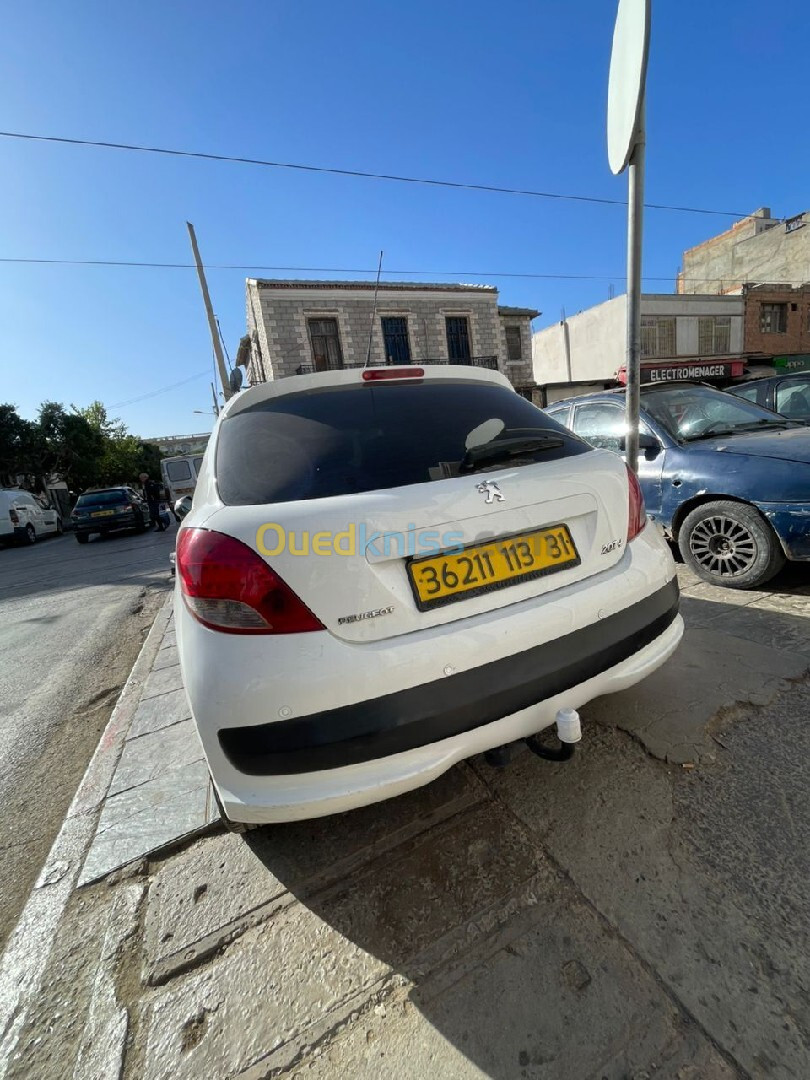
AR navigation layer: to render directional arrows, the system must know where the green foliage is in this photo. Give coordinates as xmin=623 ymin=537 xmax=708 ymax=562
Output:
xmin=0 ymin=400 xmax=162 ymax=492
xmin=0 ymin=405 xmax=40 ymax=486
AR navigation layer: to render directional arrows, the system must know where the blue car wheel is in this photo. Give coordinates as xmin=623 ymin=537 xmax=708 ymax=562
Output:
xmin=679 ymin=500 xmax=784 ymax=590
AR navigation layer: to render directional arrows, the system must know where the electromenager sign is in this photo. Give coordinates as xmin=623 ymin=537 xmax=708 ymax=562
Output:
xmin=618 ymin=359 xmax=745 ymax=384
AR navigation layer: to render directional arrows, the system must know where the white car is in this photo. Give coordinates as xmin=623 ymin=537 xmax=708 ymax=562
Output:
xmin=176 ymin=366 xmax=683 ymax=826
xmin=0 ymin=489 xmax=63 ymax=545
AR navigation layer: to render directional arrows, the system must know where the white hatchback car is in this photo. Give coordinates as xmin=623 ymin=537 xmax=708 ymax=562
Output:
xmin=176 ymin=366 xmax=683 ymax=826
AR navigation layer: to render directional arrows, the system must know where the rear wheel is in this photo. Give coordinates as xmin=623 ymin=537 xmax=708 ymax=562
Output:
xmin=76 ymin=532 xmax=89 ymax=544
xmin=24 ymin=524 xmax=36 ymax=545
xmin=679 ymin=500 xmax=785 ymax=589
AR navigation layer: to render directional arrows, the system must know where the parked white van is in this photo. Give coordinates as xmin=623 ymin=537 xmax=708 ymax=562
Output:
xmin=161 ymin=455 xmax=205 ymax=518
xmin=0 ymin=489 xmax=63 ymax=545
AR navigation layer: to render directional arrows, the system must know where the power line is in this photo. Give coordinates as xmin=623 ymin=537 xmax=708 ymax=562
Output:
xmin=0 ymin=130 xmax=748 ymax=218
xmin=0 ymin=255 xmax=802 ymax=286
xmin=109 ymin=369 xmax=211 ymax=410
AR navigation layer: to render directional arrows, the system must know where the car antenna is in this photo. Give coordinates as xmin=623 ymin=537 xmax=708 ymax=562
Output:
xmin=364 ymin=250 xmax=384 ymax=368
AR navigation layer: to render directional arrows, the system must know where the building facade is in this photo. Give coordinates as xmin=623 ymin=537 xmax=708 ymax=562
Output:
xmin=242 ymin=280 xmax=538 ymax=395
xmin=532 ymin=293 xmax=745 ymax=402
xmin=742 ymin=283 xmax=810 ymax=362
xmin=678 ymin=207 xmax=810 ymax=296
xmin=145 ymin=433 xmax=211 ymax=456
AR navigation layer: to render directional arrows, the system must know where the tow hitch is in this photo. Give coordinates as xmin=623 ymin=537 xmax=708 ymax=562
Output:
xmin=484 ymin=708 xmax=582 ymax=768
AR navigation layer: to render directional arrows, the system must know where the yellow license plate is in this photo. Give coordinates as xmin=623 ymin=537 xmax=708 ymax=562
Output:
xmin=407 ymin=524 xmax=579 ymax=611
xmin=91 ymin=509 xmax=115 ymax=517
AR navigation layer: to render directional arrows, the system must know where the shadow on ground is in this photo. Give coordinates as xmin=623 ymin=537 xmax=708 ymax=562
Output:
xmin=135 ymin=570 xmax=810 ymax=1079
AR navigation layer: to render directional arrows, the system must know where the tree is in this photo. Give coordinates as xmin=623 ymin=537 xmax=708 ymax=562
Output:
xmin=74 ymin=401 xmax=162 ymax=486
xmin=74 ymin=401 xmax=128 ymax=442
xmin=0 ymin=398 xmax=164 ymax=494
xmin=0 ymin=404 xmax=38 ymax=487
xmin=38 ymin=401 xmax=105 ymax=491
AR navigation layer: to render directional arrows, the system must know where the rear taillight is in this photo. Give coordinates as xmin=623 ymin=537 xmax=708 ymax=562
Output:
xmin=626 ymin=465 xmax=647 ymax=542
xmin=176 ymin=528 xmax=324 ymax=635
xmin=9 ymin=509 xmax=19 ymax=524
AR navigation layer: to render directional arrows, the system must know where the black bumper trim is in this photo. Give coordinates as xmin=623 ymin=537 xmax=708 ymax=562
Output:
xmin=219 ymin=578 xmax=680 ymax=776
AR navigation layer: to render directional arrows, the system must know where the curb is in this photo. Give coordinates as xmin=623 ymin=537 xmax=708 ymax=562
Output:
xmin=0 ymin=594 xmax=174 ymax=1079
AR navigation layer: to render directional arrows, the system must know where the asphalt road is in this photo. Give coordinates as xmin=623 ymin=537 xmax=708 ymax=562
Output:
xmin=0 ymin=523 xmax=174 ymax=945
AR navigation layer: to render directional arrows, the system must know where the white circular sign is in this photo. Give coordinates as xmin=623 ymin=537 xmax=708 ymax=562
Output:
xmin=607 ymin=0 xmax=650 ymax=175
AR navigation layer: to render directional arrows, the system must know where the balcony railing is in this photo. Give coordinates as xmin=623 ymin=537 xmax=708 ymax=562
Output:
xmin=422 ymin=355 xmax=500 ymax=370
xmin=295 ymin=356 xmax=500 ymax=376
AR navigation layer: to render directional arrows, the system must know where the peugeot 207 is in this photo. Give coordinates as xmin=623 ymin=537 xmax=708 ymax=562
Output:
xmin=175 ymin=366 xmax=682 ymax=827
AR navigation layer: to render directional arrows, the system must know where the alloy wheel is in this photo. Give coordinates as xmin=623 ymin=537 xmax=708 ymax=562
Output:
xmin=689 ymin=515 xmax=757 ymax=578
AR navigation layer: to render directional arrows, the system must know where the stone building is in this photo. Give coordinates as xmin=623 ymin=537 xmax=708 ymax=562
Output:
xmin=241 ymin=279 xmax=538 ymax=395
xmin=677 ymin=207 xmax=810 ymax=295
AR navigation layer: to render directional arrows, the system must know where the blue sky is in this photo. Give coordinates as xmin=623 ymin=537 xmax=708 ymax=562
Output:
xmin=0 ymin=0 xmax=805 ymax=438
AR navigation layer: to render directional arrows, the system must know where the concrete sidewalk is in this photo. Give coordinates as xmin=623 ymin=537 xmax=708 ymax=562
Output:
xmin=1 ymin=567 xmax=809 ymax=1079
xmin=79 ymin=608 xmax=217 ymax=887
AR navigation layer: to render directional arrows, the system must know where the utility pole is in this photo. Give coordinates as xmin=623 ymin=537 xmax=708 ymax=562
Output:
xmin=211 ymin=381 xmax=220 ymax=417
xmin=186 ymin=222 xmax=232 ymax=401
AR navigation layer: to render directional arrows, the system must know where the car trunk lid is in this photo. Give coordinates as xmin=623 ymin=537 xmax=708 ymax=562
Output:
xmin=203 ymin=370 xmax=632 ymax=642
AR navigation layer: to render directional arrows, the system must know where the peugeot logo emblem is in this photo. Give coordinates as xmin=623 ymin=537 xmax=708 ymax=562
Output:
xmin=476 ymin=480 xmax=504 ymax=504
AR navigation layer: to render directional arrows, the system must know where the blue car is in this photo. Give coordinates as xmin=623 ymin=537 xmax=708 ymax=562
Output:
xmin=546 ymin=382 xmax=810 ymax=589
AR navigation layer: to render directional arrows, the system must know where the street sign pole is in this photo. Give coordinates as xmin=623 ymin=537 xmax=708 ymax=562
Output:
xmin=607 ymin=0 xmax=650 ymax=474
xmin=625 ymin=95 xmax=645 ymax=474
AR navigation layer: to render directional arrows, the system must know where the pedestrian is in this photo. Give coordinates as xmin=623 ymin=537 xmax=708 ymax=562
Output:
xmin=139 ymin=472 xmax=167 ymax=531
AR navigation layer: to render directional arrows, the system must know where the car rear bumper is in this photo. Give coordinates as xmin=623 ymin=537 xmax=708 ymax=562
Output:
xmin=213 ymin=613 xmax=682 ymax=824
xmin=74 ymin=514 xmax=137 ymax=533
xmin=757 ymin=501 xmax=810 ymax=560
xmin=177 ymin=524 xmax=682 ymax=823
xmin=219 ymin=579 xmax=679 ymax=776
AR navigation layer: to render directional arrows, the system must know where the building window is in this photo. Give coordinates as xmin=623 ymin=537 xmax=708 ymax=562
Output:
xmin=698 ymin=316 xmax=731 ymax=355
xmin=307 ymin=318 xmax=344 ymax=371
xmin=445 ymin=316 xmax=472 ymax=362
xmin=505 ymin=326 xmax=522 ymax=362
xmin=760 ymin=303 xmax=787 ymax=334
xmin=380 ymin=317 xmax=411 ymax=364
xmin=641 ymin=316 xmax=676 ymax=358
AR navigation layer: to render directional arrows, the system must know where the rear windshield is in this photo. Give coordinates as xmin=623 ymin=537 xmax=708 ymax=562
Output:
xmin=165 ymin=460 xmax=193 ymax=482
xmin=76 ymin=490 xmax=128 ymax=506
xmin=216 ymin=380 xmax=590 ymax=505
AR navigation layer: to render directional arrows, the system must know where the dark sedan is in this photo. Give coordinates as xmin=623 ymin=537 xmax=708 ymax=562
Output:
xmin=71 ymin=487 xmax=151 ymax=543
xmin=546 ymin=382 xmax=810 ymax=589
xmin=727 ymin=372 xmax=810 ymax=424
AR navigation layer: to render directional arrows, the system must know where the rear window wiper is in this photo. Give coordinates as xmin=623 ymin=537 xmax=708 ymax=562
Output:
xmin=460 ymin=434 xmax=565 ymax=473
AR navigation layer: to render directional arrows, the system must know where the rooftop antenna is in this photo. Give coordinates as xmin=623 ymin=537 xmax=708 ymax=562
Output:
xmin=364 ymin=250 xmax=384 ymax=368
